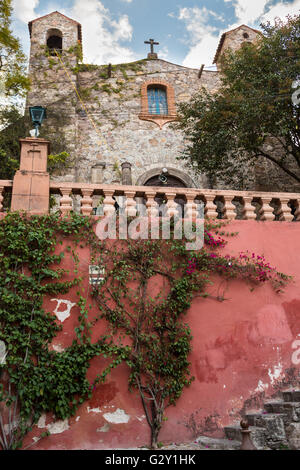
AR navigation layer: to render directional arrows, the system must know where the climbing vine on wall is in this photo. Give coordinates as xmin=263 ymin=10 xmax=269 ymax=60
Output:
xmin=0 ymin=212 xmax=122 ymax=450
xmin=0 ymin=212 xmax=291 ymax=450
xmin=90 ymin=219 xmax=290 ymax=448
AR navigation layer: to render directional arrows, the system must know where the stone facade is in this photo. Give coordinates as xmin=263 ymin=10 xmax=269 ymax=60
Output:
xmin=214 ymin=24 xmax=262 ymax=68
xmin=26 ymin=11 xmax=300 ymax=192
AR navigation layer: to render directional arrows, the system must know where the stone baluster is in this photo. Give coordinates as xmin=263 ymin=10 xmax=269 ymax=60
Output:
xmin=165 ymin=190 xmax=178 ymax=217
xmin=277 ymin=197 xmax=293 ymax=222
xmin=294 ymin=199 xmax=300 ymax=222
xmin=103 ymin=189 xmax=116 ymax=216
xmin=145 ymin=190 xmax=159 ymax=217
xmin=259 ymin=197 xmax=275 ymax=221
xmin=0 ymin=185 xmax=4 ymax=212
xmin=242 ymin=196 xmax=256 ymax=220
xmin=124 ymin=190 xmax=137 ymax=217
xmin=60 ymin=188 xmax=73 ymax=215
xmin=204 ymin=194 xmax=218 ymax=219
xmin=223 ymin=195 xmax=237 ymax=220
xmin=81 ymin=188 xmax=94 ymax=216
xmin=185 ymin=192 xmax=198 ymax=219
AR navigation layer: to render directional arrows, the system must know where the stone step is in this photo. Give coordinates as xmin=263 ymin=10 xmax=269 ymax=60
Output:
xmin=264 ymin=401 xmax=300 ymax=421
xmin=254 ymin=413 xmax=288 ymax=449
xmin=224 ymin=425 xmax=267 ymax=450
xmin=245 ymin=412 xmax=264 ymax=427
xmin=196 ymin=436 xmax=241 ymax=450
xmin=282 ymin=390 xmax=300 ymax=403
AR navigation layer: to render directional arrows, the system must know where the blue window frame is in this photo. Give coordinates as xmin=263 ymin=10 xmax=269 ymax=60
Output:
xmin=147 ymin=86 xmax=168 ymax=115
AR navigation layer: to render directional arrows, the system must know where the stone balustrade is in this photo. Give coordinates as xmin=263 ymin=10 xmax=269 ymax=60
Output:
xmin=1 ymin=176 xmax=299 ymax=222
xmin=48 ymin=182 xmax=300 ymax=222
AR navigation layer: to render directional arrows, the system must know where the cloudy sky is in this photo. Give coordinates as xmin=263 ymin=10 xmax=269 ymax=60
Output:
xmin=11 ymin=0 xmax=300 ymax=69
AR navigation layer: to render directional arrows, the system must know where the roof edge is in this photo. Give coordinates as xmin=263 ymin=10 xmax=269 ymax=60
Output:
xmin=213 ymin=24 xmax=263 ymax=64
xmin=28 ymin=11 xmax=82 ymax=40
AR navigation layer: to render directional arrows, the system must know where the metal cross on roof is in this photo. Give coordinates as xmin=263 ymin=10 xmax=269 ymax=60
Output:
xmin=144 ymin=38 xmax=159 ymax=55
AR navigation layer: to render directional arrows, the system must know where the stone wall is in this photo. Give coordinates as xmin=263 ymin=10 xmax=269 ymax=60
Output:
xmin=26 ymin=12 xmax=300 ymax=193
xmin=74 ymin=59 xmax=220 ymax=187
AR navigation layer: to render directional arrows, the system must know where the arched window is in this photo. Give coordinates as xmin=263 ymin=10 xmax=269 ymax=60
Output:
xmin=147 ymin=85 xmax=168 ymax=115
xmin=47 ymin=29 xmax=63 ymax=55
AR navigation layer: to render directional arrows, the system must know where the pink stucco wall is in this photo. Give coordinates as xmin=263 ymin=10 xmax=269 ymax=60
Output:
xmin=23 ymin=220 xmax=300 ymax=449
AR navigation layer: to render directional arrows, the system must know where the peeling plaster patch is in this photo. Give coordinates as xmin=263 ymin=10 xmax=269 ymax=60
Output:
xmin=37 ymin=414 xmax=47 ymax=429
xmin=87 ymin=406 xmax=102 ymax=414
xmin=292 ymin=340 xmax=300 ymax=365
xmin=97 ymin=423 xmax=110 ymax=433
xmin=268 ymin=363 xmax=283 ymax=385
xmin=52 ymin=344 xmax=65 ymax=353
xmin=136 ymin=415 xmax=146 ymax=422
xmin=0 ymin=340 xmax=7 ymax=364
xmin=51 ymin=299 xmax=76 ymax=323
xmin=255 ymin=380 xmax=269 ymax=393
xmin=103 ymin=408 xmax=130 ymax=424
xmin=47 ymin=419 xmax=69 ymax=434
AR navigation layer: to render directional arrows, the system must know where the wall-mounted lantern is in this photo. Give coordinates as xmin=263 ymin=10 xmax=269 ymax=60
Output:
xmin=29 ymin=106 xmax=47 ymax=137
xmin=159 ymin=168 xmax=168 ymax=184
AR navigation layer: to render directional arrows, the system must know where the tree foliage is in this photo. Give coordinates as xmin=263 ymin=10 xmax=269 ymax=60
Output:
xmin=176 ymin=14 xmax=300 ymax=188
xmin=0 ymin=0 xmax=30 ymax=99
xmin=0 ymin=106 xmax=30 ymax=179
xmin=0 ymin=1 xmax=31 ymax=180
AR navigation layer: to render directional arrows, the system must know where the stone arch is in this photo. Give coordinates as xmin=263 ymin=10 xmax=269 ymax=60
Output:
xmin=136 ymin=167 xmax=196 ymax=188
xmin=139 ymin=79 xmax=177 ymax=128
xmin=47 ymin=28 xmax=63 ymax=55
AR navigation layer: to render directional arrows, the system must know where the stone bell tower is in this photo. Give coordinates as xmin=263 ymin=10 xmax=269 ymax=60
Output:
xmin=27 ymin=12 xmax=82 ymax=180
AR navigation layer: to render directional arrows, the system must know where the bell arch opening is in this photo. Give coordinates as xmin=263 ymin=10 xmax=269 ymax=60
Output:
xmin=47 ymin=29 xmax=63 ymax=55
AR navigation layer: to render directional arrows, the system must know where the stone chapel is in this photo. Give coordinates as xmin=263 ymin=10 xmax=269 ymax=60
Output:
xmin=27 ymin=11 xmax=291 ymax=192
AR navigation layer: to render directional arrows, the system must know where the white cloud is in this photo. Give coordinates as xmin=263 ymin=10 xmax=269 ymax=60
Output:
xmin=177 ymin=7 xmax=223 ymax=67
xmin=179 ymin=0 xmax=300 ymax=68
xmin=224 ymin=0 xmax=300 ymax=29
xmin=224 ymin=0 xmax=268 ymax=25
xmin=70 ymin=0 xmax=137 ymax=64
xmin=12 ymin=0 xmax=39 ymax=23
xmin=159 ymin=45 xmax=170 ymax=61
xmin=261 ymin=0 xmax=300 ymax=23
xmin=178 ymin=7 xmax=219 ymax=45
xmin=13 ymin=0 xmax=137 ymax=65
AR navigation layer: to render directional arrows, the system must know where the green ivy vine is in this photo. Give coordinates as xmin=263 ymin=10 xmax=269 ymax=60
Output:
xmin=0 ymin=212 xmax=121 ymax=450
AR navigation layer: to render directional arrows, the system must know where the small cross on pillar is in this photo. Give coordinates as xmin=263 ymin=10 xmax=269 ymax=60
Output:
xmin=144 ymin=38 xmax=159 ymax=59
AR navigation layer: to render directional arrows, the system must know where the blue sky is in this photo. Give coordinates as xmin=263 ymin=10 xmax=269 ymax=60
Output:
xmin=11 ymin=0 xmax=300 ymax=68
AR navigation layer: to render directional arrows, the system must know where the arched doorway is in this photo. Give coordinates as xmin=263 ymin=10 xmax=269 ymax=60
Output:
xmin=144 ymin=175 xmax=187 ymax=188
xmin=144 ymin=174 xmax=187 ymax=211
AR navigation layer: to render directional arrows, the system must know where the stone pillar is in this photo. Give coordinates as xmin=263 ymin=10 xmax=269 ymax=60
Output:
xmin=81 ymin=188 xmax=93 ymax=216
xmin=91 ymin=163 xmax=106 ymax=184
xmin=204 ymin=195 xmax=218 ymax=219
xmin=121 ymin=162 xmax=132 ymax=186
xmin=11 ymin=137 xmax=50 ymax=215
xmin=0 ymin=184 xmax=4 ymax=212
xmin=223 ymin=195 xmax=237 ymax=220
